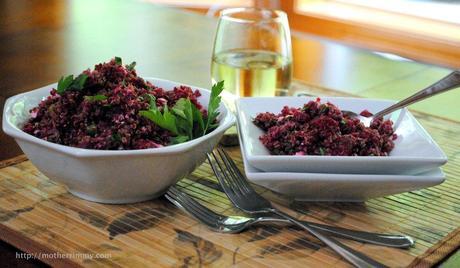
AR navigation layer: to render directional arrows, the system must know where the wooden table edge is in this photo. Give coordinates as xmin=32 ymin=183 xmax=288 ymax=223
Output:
xmin=0 ymin=154 xmax=28 ymax=168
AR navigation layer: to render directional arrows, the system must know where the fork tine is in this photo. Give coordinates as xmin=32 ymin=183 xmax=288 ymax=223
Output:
xmin=207 ymin=152 xmax=241 ymax=198
xmin=216 ymin=148 xmax=252 ymax=195
xmin=219 ymin=148 xmax=246 ymax=182
xmin=166 ymin=190 xmax=220 ymax=227
xmin=218 ymin=148 xmax=256 ymax=197
xmin=167 ymin=185 xmax=182 ymax=196
xmin=166 ymin=194 xmax=218 ymax=228
xmin=167 ymin=186 xmax=193 ymax=203
xmin=168 ymin=187 xmax=223 ymax=222
xmin=212 ymin=151 xmax=246 ymax=197
xmin=206 ymin=153 xmax=232 ymax=194
xmin=216 ymin=148 xmax=272 ymax=209
xmin=167 ymin=188 xmax=215 ymax=218
xmin=170 ymin=187 xmax=225 ymax=222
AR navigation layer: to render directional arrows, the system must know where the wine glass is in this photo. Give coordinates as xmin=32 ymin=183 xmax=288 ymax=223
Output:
xmin=211 ymin=8 xmax=292 ymax=98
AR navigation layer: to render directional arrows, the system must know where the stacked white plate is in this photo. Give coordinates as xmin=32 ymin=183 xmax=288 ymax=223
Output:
xmin=235 ymin=97 xmax=447 ymax=201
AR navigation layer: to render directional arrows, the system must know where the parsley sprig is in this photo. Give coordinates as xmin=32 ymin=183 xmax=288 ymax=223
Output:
xmin=139 ymin=95 xmax=179 ymax=136
xmin=84 ymin=94 xmax=107 ymax=102
xmin=203 ymin=80 xmax=224 ymax=135
xmin=140 ymin=81 xmax=224 ymax=144
xmin=56 ymin=74 xmax=88 ymax=94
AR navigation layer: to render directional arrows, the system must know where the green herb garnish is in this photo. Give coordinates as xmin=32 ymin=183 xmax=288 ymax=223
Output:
xmin=86 ymin=124 xmax=97 ymax=136
xmin=170 ymin=135 xmax=190 ymax=145
xmin=114 ymin=56 xmax=136 ymax=71
xmin=112 ymin=133 xmax=122 ymax=142
xmin=114 ymin=56 xmax=122 ymax=65
xmin=127 ymin=61 xmax=136 ymax=71
xmin=319 ymin=147 xmax=325 ymax=155
xmin=139 ymin=81 xmax=225 ymax=144
xmin=57 ymin=75 xmax=73 ymax=93
xmin=139 ymin=95 xmax=179 ymax=136
xmin=56 ymin=74 xmax=88 ymax=94
xmin=203 ymin=81 xmax=224 ymax=135
xmin=84 ymin=94 xmax=107 ymax=102
xmin=172 ymin=98 xmax=194 ymax=139
xmin=319 ymin=104 xmax=329 ymax=114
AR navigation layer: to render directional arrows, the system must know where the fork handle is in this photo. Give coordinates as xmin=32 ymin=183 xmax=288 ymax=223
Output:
xmin=298 ymin=220 xmax=413 ymax=248
xmin=308 ymin=221 xmax=414 ymax=248
xmin=269 ymin=209 xmax=388 ymax=268
xmin=259 ymin=217 xmax=413 ymax=248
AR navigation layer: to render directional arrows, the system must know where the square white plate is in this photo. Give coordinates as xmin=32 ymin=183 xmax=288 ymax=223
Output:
xmin=236 ymin=97 xmax=447 ymax=175
xmin=236 ymin=123 xmax=445 ymax=201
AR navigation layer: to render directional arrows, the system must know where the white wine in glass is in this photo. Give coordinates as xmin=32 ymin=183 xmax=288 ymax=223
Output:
xmin=212 ymin=48 xmax=292 ymax=97
xmin=211 ymin=8 xmax=292 ymax=98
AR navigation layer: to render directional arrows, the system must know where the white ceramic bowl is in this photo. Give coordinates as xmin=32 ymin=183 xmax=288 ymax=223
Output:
xmin=237 ymin=124 xmax=445 ymax=201
xmin=236 ymin=97 xmax=447 ymax=175
xmin=3 ymin=78 xmax=235 ymax=204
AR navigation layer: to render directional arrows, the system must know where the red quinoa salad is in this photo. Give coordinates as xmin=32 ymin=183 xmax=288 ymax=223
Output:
xmin=22 ymin=57 xmax=224 ymax=150
xmin=253 ymin=98 xmax=397 ymax=156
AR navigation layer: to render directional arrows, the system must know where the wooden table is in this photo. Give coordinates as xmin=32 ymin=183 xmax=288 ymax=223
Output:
xmin=1 ymin=1 xmax=459 ymax=267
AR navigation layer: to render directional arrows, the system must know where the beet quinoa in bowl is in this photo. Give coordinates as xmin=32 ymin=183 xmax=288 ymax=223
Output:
xmin=2 ymin=58 xmax=234 ymax=203
xmin=235 ymin=97 xmax=446 ymax=174
xmin=23 ymin=58 xmax=223 ymax=150
xmin=253 ymin=98 xmax=397 ymax=156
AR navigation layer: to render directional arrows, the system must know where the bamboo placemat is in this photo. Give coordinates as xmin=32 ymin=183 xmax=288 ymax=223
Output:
xmin=0 ymin=82 xmax=459 ymax=267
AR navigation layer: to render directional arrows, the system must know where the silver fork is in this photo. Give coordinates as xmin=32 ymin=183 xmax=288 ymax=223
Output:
xmin=165 ymin=186 xmax=413 ymax=248
xmin=208 ymin=148 xmax=388 ymax=268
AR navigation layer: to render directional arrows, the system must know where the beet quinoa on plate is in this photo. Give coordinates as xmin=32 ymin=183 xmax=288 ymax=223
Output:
xmin=22 ymin=57 xmax=224 ymax=150
xmin=253 ymin=98 xmax=397 ymax=156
